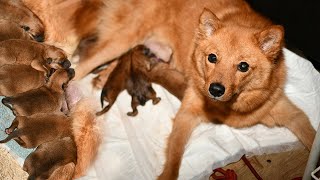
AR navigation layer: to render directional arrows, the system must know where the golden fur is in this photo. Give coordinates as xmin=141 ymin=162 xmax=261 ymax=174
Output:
xmin=0 ymin=0 xmax=44 ymax=41
xmin=71 ymin=98 xmax=102 ymax=178
xmin=1 ymin=68 xmax=74 ymax=116
xmin=0 ymin=19 xmax=31 ymax=41
xmin=22 ymin=0 xmax=316 ymax=179
xmin=0 ymin=64 xmax=45 ymax=96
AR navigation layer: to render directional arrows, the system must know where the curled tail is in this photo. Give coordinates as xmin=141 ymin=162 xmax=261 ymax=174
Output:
xmin=0 ymin=130 xmax=21 ymax=144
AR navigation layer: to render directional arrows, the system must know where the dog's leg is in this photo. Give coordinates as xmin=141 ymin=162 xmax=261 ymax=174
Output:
xmin=158 ymin=89 xmax=204 ymax=180
xmin=146 ymin=86 xmax=161 ymax=105
xmin=5 ymin=118 xmax=19 ymax=135
xmin=127 ymin=96 xmax=139 ymax=117
xmin=74 ymin=33 xmax=140 ymax=80
xmin=265 ymin=95 xmax=316 ymax=150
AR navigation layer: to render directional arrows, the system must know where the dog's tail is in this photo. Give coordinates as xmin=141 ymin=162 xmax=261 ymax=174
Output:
xmin=0 ymin=130 xmax=21 ymax=144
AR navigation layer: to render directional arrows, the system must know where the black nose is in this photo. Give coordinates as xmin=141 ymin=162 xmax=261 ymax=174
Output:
xmin=67 ymin=68 xmax=75 ymax=80
xmin=209 ymin=83 xmax=225 ymax=97
xmin=61 ymin=60 xmax=71 ymax=68
xmin=33 ymin=34 xmax=45 ymax=42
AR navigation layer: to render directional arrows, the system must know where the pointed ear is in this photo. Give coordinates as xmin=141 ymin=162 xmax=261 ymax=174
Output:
xmin=256 ymin=25 xmax=284 ymax=58
xmin=198 ymin=8 xmax=221 ymax=39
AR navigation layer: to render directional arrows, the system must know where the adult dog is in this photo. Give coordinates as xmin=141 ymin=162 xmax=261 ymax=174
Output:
xmin=58 ymin=0 xmax=316 ymax=179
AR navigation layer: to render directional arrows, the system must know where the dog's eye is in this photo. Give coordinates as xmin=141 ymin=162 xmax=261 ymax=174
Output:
xmin=238 ymin=62 xmax=249 ymax=72
xmin=208 ymin=53 xmax=217 ymax=63
xmin=21 ymin=25 xmax=30 ymax=31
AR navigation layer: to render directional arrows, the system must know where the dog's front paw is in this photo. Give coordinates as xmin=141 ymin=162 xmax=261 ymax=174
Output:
xmin=153 ymin=97 xmax=161 ymax=105
xmin=127 ymin=111 xmax=138 ymax=117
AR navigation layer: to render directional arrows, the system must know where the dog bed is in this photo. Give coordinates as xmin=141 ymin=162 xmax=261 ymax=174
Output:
xmin=1 ymin=48 xmax=319 ymax=180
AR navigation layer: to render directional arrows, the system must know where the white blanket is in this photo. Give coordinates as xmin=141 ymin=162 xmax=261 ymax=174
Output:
xmin=76 ymin=48 xmax=320 ymax=180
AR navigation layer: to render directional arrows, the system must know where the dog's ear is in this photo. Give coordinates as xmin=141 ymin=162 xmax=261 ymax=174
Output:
xmin=256 ymin=25 xmax=284 ymax=59
xmin=197 ymin=8 xmax=222 ymax=39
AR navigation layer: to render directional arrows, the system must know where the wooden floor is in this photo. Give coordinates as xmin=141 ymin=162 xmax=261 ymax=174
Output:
xmin=210 ymin=148 xmax=310 ymax=180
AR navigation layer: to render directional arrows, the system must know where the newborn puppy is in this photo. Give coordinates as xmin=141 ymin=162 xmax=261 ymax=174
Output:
xmin=97 ymin=45 xmax=161 ymax=116
xmin=0 ymin=39 xmax=71 ymax=77
xmin=23 ymin=137 xmax=77 ymax=180
xmin=0 ymin=19 xmax=31 ymax=41
xmin=0 ymin=0 xmax=44 ymax=41
xmin=0 ymin=64 xmax=46 ymax=96
xmin=1 ymin=68 xmax=75 ymax=116
xmin=0 ymin=113 xmax=72 ymax=148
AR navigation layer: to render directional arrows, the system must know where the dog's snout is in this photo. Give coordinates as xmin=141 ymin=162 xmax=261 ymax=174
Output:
xmin=209 ymin=83 xmax=225 ymax=97
xmin=67 ymin=68 xmax=75 ymax=80
xmin=61 ymin=60 xmax=71 ymax=69
xmin=33 ymin=34 xmax=45 ymax=42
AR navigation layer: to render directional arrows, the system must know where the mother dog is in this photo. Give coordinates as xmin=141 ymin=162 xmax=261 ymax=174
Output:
xmin=72 ymin=0 xmax=316 ymax=179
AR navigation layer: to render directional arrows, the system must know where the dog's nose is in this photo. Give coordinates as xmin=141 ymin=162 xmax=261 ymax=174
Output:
xmin=33 ymin=34 xmax=45 ymax=42
xmin=67 ymin=68 xmax=75 ymax=80
xmin=209 ymin=83 xmax=225 ymax=97
xmin=61 ymin=60 xmax=71 ymax=69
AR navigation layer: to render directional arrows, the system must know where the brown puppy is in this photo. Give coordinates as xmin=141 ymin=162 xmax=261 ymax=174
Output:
xmin=1 ymin=68 xmax=75 ymax=116
xmin=0 ymin=0 xmax=44 ymax=41
xmin=0 ymin=64 xmax=46 ymax=96
xmin=97 ymin=45 xmax=161 ymax=116
xmin=0 ymin=19 xmax=31 ymax=41
xmin=0 ymin=39 xmax=71 ymax=77
xmin=0 ymin=113 xmax=72 ymax=148
xmin=23 ymin=137 xmax=77 ymax=180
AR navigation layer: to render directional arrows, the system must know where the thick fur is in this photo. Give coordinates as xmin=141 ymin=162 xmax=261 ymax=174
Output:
xmin=0 ymin=64 xmax=46 ymax=96
xmin=23 ymin=137 xmax=77 ymax=180
xmin=71 ymin=98 xmax=102 ymax=178
xmin=70 ymin=0 xmax=316 ymax=179
xmin=0 ymin=113 xmax=72 ymax=148
xmin=22 ymin=0 xmax=103 ymax=55
xmin=97 ymin=45 xmax=161 ymax=116
xmin=1 ymin=68 xmax=75 ymax=116
xmin=0 ymin=0 xmax=44 ymax=41
xmin=0 ymin=19 xmax=31 ymax=41
xmin=0 ymin=39 xmax=71 ymax=77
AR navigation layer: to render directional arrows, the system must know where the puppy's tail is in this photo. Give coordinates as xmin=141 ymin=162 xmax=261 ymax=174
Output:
xmin=96 ymin=105 xmax=111 ymax=116
xmin=0 ymin=130 xmax=21 ymax=144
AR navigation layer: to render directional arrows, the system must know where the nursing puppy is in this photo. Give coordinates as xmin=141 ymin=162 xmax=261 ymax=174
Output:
xmin=1 ymin=68 xmax=75 ymax=116
xmin=0 ymin=39 xmax=71 ymax=77
xmin=0 ymin=19 xmax=31 ymax=41
xmin=0 ymin=0 xmax=44 ymax=41
xmin=23 ymin=137 xmax=77 ymax=180
xmin=97 ymin=45 xmax=161 ymax=116
xmin=0 ymin=64 xmax=46 ymax=96
xmin=0 ymin=113 xmax=72 ymax=148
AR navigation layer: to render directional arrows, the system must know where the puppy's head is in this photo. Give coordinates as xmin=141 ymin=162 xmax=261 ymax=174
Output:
xmin=131 ymin=45 xmax=160 ymax=72
xmin=192 ymin=9 xmax=284 ymax=108
xmin=14 ymin=1 xmax=45 ymax=42
xmin=48 ymin=68 xmax=75 ymax=92
xmin=44 ymin=46 xmax=71 ymax=70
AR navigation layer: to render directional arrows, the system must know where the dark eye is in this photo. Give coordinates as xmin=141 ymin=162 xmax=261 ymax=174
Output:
xmin=238 ymin=62 xmax=249 ymax=72
xmin=21 ymin=25 xmax=30 ymax=31
xmin=208 ymin=53 xmax=217 ymax=63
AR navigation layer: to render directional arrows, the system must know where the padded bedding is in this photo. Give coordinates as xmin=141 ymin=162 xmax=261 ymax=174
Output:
xmin=0 ymin=48 xmax=319 ymax=180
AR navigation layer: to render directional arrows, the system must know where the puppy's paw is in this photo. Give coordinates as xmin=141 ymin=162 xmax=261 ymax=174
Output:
xmin=153 ymin=97 xmax=161 ymax=105
xmin=5 ymin=128 xmax=12 ymax=135
xmin=127 ymin=111 xmax=138 ymax=117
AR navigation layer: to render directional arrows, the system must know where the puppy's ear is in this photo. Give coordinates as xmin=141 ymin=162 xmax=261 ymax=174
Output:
xmin=256 ymin=25 xmax=284 ymax=59
xmin=197 ymin=8 xmax=221 ymax=39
